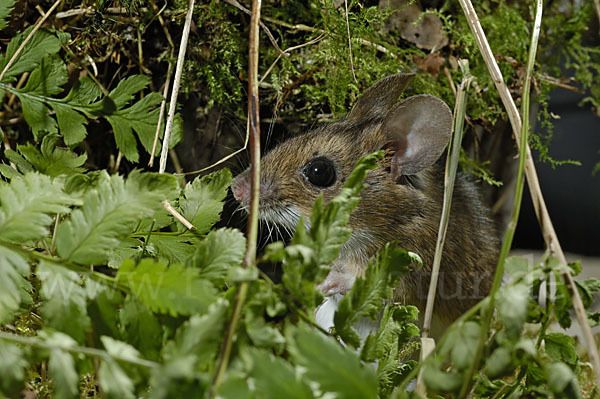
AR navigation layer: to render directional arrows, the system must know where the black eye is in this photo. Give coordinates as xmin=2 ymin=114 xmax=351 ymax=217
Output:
xmin=303 ymin=157 xmax=336 ymax=188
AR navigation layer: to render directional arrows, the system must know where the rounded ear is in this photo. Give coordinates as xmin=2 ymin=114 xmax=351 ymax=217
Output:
xmin=381 ymin=94 xmax=452 ymax=179
xmin=347 ymin=73 xmax=415 ymax=122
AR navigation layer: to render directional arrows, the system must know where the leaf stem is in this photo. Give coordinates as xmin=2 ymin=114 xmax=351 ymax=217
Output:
xmin=212 ymin=0 xmax=262 ymax=391
xmin=0 ymin=331 xmax=159 ymax=369
xmin=458 ymin=1 xmax=542 ymax=396
xmin=422 ymin=61 xmax=472 ymax=337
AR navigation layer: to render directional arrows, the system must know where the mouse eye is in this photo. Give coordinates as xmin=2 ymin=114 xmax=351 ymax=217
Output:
xmin=303 ymin=157 xmax=336 ymax=188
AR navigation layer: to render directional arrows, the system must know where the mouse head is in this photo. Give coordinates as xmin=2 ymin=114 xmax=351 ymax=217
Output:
xmin=231 ymin=74 xmax=452 ymax=236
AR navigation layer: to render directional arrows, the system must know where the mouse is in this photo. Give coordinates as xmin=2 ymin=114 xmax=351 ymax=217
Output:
xmin=231 ymin=73 xmax=500 ymax=336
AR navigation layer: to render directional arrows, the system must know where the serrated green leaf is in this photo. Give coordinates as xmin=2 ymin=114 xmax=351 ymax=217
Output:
xmin=422 ymin=364 xmax=462 ymax=392
xmin=119 ymin=297 xmax=162 ymax=361
xmin=49 ymin=348 xmax=79 ymax=399
xmin=0 ymin=172 xmax=76 ymax=242
xmin=545 ymin=362 xmax=581 ymax=399
xmin=216 ymin=372 xmax=255 ymax=399
xmin=287 ymin=324 xmax=377 ymax=399
xmin=189 ymin=228 xmax=246 ymax=286
xmin=99 ymin=358 xmax=135 ymax=399
xmin=0 ymin=245 xmax=31 ymax=323
xmin=86 ymin=280 xmax=124 ymax=339
xmin=5 ymin=148 xmax=34 ymax=173
xmin=554 ymin=272 xmax=573 ymax=329
xmin=101 ymin=336 xmax=142 ymax=363
xmin=0 ymin=0 xmax=15 ymax=30
xmin=15 ymin=133 xmax=87 ymax=177
xmin=147 ymin=233 xmax=200 ymax=264
xmin=108 ymin=75 xmax=151 ymax=109
xmin=0 ymin=163 xmax=22 ymax=180
xmin=163 ymin=298 xmax=228 ymax=369
xmin=116 ymin=258 xmax=217 ymax=316
xmin=450 ymin=321 xmax=480 ymax=370
xmin=242 ymin=348 xmax=315 ymax=399
xmin=38 ymin=261 xmax=91 ymax=344
xmin=334 ymin=243 xmax=416 ymax=347
xmin=485 ymin=346 xmax=513 ymax=378
xmin=56 ymin=171 xmax=174 ymax=265
xmin=179 ymin=168 xmax=232 ymax=234
xmin=576 ymin=277 xmax=600 ymax=308
xmin=244 ymin=312 xmax=285 ymax=352
xmin=504 ymin=256 xmax=530 ymax=278
xmin=497 ymin=282 xmax=529 ymax=340
xmin=544 ymin=333 xmax=578 ymax=369
xmin=0 ymin=27 xmax=62 ymax=83
xmin=0 ymin=339 xmax=28 ymax=396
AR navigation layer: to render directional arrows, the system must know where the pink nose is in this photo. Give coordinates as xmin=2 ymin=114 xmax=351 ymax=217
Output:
xmin=231 ymin=174 xmax=250 ymax=203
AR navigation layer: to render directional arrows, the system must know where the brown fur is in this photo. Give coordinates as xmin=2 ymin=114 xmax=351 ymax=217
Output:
xmin=233 ymin=74 xmax=500 ymax=330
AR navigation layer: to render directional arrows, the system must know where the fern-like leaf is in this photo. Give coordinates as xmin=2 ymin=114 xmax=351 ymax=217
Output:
xmin=0 ymin=172 xmax=77 ymax=243
xmin=0 ymin=246 xmax=32 ymax=323
xmin=55 ymin=171 xmax=177 ymax=265
xmin=189 ymin=228 xmax=246 ymax=286
xmin=116 ymin=259 xmax=217 ymax=316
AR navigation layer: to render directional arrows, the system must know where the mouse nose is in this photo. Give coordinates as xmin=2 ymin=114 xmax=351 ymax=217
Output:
xmin=231 ymin=174 xmax=250 ymax=203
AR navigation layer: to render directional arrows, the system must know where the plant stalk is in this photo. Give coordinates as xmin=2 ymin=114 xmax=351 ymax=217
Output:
xmin=212 ymin=0 xmax=262 ymax=391
xmin=457 ymin=0 xmax=600 ymax=386
xmin=158 ymin=0 xmax=195 ymax=174
xmin=422 ymin=62 xmax=472 ymax=337
xmin=458 ymin=1 xmax=541 ymax=395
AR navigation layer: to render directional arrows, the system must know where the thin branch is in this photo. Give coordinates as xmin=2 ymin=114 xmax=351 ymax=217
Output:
xmin=0 ymin=0 xmax=63 ymax=82
xmin=0 ymin=331 xmax=160 ymax=369
xmin=594 ymin=0 xmax=600 ymax=32
xmin=223 ymin=0 xmax=287 ymax=57
xmin=161 ymin=200 xmax=195 ymax=230
xmin=261 ymin=15 xmax=396 ymax=58
xmin=422 ymin=61 xmax=473 ymax=337
xmin=55 ymin=6 xmax=176 ymax=19
xmin=158 ymin=0 xmax=195 ymax=174
xmin=457 ymin=0 xmax=600 ymax=390
xmin=149 ymin=54 xmax=174 ymax=167
xmin=213 ymin=0 xmax=262 ymax=391
xmin=343 ymin=0 xmax=358 ymax=84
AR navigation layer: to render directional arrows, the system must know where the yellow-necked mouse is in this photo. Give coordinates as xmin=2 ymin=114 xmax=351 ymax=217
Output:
xmin=231 ymin=74 xmax=499 ymax=333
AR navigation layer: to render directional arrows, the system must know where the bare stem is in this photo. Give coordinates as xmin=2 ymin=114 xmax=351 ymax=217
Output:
xmin=212 ymin=0 xmax=262 ymax=391
xmin=0 ymin=331 xmax=159 ymax=369
xmin=457 ymin=0 xmax=600 ymax=393
xmin=422 ymin=61 xmax=473 ymax=337
xmin=158 ymin=0 xmax=195 ymax=174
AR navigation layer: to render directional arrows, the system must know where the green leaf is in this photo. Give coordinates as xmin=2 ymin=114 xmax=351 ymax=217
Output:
xmin=0 ymin=339 xmax=28 ymax=396
xmin=242 ymin=348 xmax=315 ymax=399
xmin=147 ymin=233 xmax=200 ymax=264
xmin=422 ymin=363 xmax=462 ymax=393
xmin=0 ymin=0 xmax=15 ymax=30
xmin=443 ymin=321 xmax=481 ymax=370
xmin=576 ymin=277 xmax=600 ymax=308
xmin=504 ymin=256 xmax=530 ymax=278
xmin=44 ymin=332 xmax=79 ymax=399
xmin=496 ymin=282 xmax=529 ymax=340
xmin=0 ymin=245 xmax=31 ymax=323
xmin=544 ymin=333 xmax=578 ymax=369
xmin=287 ymin=324 xmax=377 ymax=399
xmin=86 ymin=281 xmax=124 ymax=339
xmin=545 ymin=362 xmax=581 ymax=399
xmin=216 ymin=372 xmax=255 ymax=399
xmin=99 ymin=358 xmax=135 ymax=399
xmin=0 ymin=27 xmax=62 ymax=83
xmin=101 ymin=336 xmax=143 ymax=363
xmin=554 ymin=272 xmax=573 ymax=329
xmin=119 ymin=297 xmax=162 ymax=361
xmin=38 ymin=261 xmax=91 ymax=344
xmin=178 ymin=168 xmax=232 ymax=234
xmin=15 ymin=133 xmax=87 ymax=177
xmin=334 ymin=243 xmax=417 ymax=347
xmin=56 ymin=171 xmax=176 ymax=264
xmin=189 ymin=228 xmax=246 ymax=286
xmin=485 ymin=346 xmax=513 ymax=378
xmin=116 ymin=258 xmax=217 ymax=316
xmin=0 ymin=172 xmax=76 ymax=242
xmin=163 ymin=298 xmax=228 ymax=369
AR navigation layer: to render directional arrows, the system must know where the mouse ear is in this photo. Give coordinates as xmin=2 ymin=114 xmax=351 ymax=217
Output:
xmin=347 ymin=73 xmax=415 ymax=121
xmin=381 ymin=94 xmax=452 ymax=179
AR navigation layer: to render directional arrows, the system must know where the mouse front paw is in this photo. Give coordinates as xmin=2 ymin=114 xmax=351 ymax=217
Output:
xmin=317 ymin=270 xmax=356 ymax=296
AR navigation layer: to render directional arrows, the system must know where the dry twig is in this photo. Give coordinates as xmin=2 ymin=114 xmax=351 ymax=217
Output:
xmin=158 ymin=0 xmax=195 ymax=173
xmin=458 ymin=0 xmax=600 ymax=387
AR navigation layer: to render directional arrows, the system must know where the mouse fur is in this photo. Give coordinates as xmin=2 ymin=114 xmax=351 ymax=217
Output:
xmin=232 ymin=74 xmax=500 ymax=330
